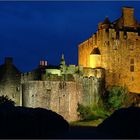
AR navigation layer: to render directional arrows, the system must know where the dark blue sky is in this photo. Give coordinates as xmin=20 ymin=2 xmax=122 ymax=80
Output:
xmin=0 ymin=1 xmax=140 ymax=72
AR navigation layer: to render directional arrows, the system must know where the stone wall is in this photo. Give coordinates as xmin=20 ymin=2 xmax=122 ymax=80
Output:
xmin=21 ymin=70 xmax=105 ymax=122
xmin=22 ymin=80 xmax=83 ymax=122
xmin=79 ymin=68 xmax=105 ymax=106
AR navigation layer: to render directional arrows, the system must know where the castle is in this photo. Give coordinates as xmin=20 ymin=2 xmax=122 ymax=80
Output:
xmin=0 ymin=7 xmax=139 ymax=122
xmin=79 ymin=7 xmax=140 ymax=94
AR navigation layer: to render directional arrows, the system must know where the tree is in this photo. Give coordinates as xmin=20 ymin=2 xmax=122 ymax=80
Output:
xmin=106 ymin=86 xmax=129 ymax=110
xmin=0 ymin=95 xmax=15 ymax=106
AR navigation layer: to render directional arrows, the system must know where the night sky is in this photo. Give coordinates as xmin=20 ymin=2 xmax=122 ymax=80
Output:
xmin=0 ymin=1 xmax=140 ymax=72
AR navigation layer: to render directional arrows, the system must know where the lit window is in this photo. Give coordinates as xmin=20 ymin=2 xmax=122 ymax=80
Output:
xmin=130 ymin=65 xmax=134 ymax=72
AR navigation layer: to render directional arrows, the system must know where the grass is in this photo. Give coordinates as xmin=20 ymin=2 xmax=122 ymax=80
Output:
xmin=70 ymin=119 xmax=103 ymax=127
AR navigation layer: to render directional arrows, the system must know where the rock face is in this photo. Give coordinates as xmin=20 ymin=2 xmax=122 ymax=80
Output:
xmin=0 ymin=103 xmax=69 ymax=138
xmin=0 ymin=57 xmax=21 ymax=105
xmin=97 ymin=107 xmax=140 ymax=138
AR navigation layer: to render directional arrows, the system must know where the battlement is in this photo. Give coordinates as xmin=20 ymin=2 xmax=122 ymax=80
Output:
xmin=21 ymin=71 xmax=38 ymax=83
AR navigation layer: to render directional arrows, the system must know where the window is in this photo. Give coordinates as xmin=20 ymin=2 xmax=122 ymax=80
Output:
xmin=130 ymin=59 xmax=134 ymax=64
xmin=124 ymin=31 xmax=127 ymax=39
xmin=119 ymin=74 xmax=121 ymax=79
xmin=131 ymin=76 xmax=134 ymax=81
xmin=16 ymin=87 xmax=20 ymax=91
xmin=116 ymin=31 xmax=120 ymax=39
xmin=113 ymin=40 xmax=119 ymax=50
xmin=127 ymin=39 xmax=134 ymax=50
xmin=130 ymin=65 xmax=134 ymax=72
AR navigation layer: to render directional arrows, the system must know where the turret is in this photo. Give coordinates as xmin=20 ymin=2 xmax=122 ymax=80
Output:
xmin=60 ymin=54 xmax=66 ymax=66
xmin=60 ymin=54 xmax=66 ymax=74
xmin=98 ymin=16 xmax=111 ymax=30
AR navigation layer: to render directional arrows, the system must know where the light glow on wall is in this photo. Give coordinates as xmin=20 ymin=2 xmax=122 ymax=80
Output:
xmin=90 ymin=54 xmax=101 ymax=68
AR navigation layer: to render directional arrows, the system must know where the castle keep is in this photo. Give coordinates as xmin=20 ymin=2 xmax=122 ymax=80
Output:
xmin=79 ymin=7 xmax=140 ymax=93
xmin=0 ymin=7 xmax=139 ymax=122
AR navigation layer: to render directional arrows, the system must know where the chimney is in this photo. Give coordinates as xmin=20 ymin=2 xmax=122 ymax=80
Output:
xmin=122 ymin=7 xmax=135 ymax=27
xmin=5 ymin=57 xmax=13 ymax=65
xmin=39 ymin=60 xmax=47 ymax=67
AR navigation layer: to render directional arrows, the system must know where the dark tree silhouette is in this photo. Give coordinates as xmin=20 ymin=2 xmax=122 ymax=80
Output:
xmin=97 ymin=107 xmax=140 ymax=138
xmin=0 ymin=95 xmax=15 ymax=106
xmin=0 ymin=95 xmax=69 ymax=139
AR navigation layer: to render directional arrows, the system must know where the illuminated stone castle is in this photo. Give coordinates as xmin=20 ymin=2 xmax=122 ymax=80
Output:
xmin=79 ymin=7 xmax=140 ymax=94
xmin=0 ymin=7 xmax=139 ymax=122
xmin=0 ymin=56 xmax=105 ymax=122
xmin=20 ymin=56 xmax=105 ymax=122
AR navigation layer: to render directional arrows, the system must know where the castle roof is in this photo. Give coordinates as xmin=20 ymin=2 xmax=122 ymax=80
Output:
xmin=0 ymin=58 xmax=21 ymax=82
xmin=90 ymin=47 xmax=100 ymax=55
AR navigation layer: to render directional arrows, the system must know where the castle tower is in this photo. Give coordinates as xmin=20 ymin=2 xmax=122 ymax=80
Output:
xmin=78 ymin=7 xmax=140 ymax=93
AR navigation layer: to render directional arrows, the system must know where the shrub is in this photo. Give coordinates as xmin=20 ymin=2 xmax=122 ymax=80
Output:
xmin=77 ymin=103 xmax=110 ymax=121
xmin=77 ymin=85 xmax=130 ymax=121
xmin=106 ymin=86 xmax=129 ymax=111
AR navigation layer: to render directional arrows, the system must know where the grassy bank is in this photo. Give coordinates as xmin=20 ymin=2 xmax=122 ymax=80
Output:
xmin=70 ymin=119 xmax=103 ymax=127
